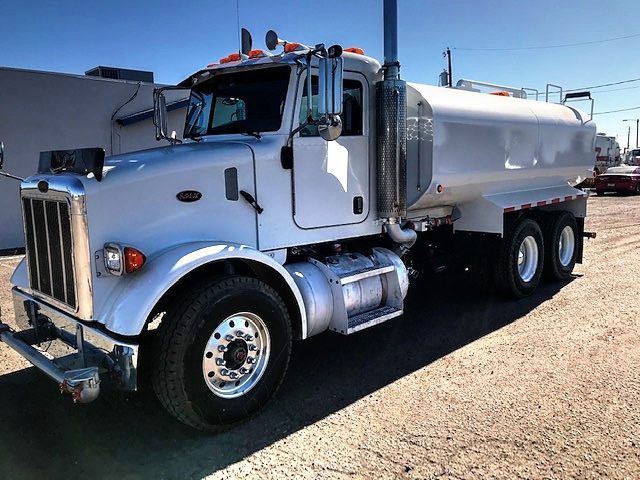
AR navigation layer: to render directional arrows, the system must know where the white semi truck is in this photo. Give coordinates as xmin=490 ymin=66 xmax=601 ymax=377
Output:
xmin=595 ymin=133 xmax=620 ymax=174
xmin=0 ymin=1 xmax=595 ymax=431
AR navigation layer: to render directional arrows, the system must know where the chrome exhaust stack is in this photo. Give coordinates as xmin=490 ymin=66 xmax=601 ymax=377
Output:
xmin=378 ymin=0 xmax=415 ymax=252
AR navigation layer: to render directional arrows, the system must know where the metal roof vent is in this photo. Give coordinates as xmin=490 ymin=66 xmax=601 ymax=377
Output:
xmin=85 ymin=66 xmax=154 ymax=83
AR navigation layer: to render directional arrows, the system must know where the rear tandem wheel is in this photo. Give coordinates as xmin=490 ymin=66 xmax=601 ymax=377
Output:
xmin=493 ymin=218 xmax=544 ymax=298
xmin=540 ymin=211 xmax=579 ymax=281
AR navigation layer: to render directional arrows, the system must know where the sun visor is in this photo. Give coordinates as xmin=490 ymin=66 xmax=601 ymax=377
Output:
xmin=38 ymin=148 xmax=105 ymax=182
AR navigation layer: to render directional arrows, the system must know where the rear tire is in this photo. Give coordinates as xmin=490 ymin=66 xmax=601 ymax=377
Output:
xmin=494 ymin=218 xmax=544 ymax=298
xmin=596 ymin=189 xmax=604 ymax=196
xmin=541 ymin=211 xmax=578 ymax=281
xmin=152 ymin=276 xmax=292 ymax=431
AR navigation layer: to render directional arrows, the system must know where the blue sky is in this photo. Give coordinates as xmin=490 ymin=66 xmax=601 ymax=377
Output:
xmin=3 ymin=0 xmax=640 ymax=147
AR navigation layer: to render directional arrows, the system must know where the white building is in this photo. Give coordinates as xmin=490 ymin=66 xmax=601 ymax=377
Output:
xmin=0 ymin=66 xmax=187 ymax=252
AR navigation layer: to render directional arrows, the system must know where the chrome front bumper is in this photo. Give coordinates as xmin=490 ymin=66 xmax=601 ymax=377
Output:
xmin=0 ymin=288 xmax=139 ymax=402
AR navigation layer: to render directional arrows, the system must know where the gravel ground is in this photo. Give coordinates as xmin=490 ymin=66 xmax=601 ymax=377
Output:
xmin=1 ymin=193 xmax=639 ymax=480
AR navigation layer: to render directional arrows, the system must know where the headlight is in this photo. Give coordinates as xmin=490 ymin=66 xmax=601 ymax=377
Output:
xmin=103 ymin=243 xmax=146 ymax=276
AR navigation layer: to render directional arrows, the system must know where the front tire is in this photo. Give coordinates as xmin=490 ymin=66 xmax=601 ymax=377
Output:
xmin=152 ymin=276 xmax=292 ymax=431
xmin=494 ymin=218 xmax=544 ymax=298
xmin=541 ymin=211 xmax=578 ymax=281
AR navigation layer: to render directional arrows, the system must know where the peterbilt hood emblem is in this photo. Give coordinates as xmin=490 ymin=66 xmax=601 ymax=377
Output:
xmin=176 ymin=190 xmax=203 ymax=202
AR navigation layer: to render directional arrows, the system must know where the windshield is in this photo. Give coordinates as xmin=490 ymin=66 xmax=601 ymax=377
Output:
xmin=184 ymin=65 xmax=291 ymax=138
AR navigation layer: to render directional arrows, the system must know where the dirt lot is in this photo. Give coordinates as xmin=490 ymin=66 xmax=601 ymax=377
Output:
xmin=1 ymin=193 xmax=639 ymax=480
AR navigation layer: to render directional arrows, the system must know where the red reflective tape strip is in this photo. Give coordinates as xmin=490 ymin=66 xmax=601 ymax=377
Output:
xmin=504 ymin=192 xmax=586 ymax=213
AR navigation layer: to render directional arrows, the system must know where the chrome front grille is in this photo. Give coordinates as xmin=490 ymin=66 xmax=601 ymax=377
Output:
xmin=20 ymin=178 xmax=92 ymax=319
xmin=23 ymin=196 xmax=77 ymax=309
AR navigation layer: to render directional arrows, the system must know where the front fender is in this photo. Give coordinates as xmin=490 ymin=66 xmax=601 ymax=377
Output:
xmin=97 ymin=242 xmax=307 ymax=338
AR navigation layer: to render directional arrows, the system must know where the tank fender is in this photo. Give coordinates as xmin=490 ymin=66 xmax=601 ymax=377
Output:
xmin=97 ymin=242 xmax=308 ymax=338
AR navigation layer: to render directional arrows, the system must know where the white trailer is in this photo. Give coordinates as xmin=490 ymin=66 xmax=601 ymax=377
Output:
xmin=0 ymin=0 xmax=596 ymax=431
xmin=594 ymin=133 xmax=620 ymax=174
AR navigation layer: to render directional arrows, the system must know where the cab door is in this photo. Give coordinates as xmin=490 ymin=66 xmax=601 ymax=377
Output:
xmin=292 ymin=74 xmax=369 ymax=229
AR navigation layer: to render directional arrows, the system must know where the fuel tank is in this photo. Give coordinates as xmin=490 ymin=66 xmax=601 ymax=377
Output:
xmin=404 ymin=83 xmax=597 ymax=212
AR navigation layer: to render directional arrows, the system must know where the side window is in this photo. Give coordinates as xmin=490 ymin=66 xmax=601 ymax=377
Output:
xmin=299 ymin=77 xmax=363 ymax=137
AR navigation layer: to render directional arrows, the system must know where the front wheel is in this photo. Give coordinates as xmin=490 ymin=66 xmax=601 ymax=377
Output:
xmin=494 ymin=218 xmax=544 ymax=298
xmin=541 ymin=211 xmax=578 ymax=281
xmin=152 ymin=276 xmax=292 ymax=431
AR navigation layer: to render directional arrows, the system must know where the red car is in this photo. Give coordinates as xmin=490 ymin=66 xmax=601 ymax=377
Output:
xmin=594 ymin=165 xmax=640 ymax=196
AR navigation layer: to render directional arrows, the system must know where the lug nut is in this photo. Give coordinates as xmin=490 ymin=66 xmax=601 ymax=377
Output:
xmin=220 ymin=368 xmax=230 ymax=376
xmin=216 ymin=358 xmax=226 ymax=366
xmin=229 ymin=372 xmax=239 ymax=380
xmin=225 ymin=334 xmax=234 ymax=342
xmin=249 ymin=344 xmax=258 ymax=351
xmin=247 ymin=356 xmax=256 ymax=365
xmin=239 ymin=367 xmax=249 ymax=374
xmin=245 ymin=335 xmax=254 ymax=341
xmin=218 ymin=345 xmax=228 ymax=352
xmin=235 ymin=330 xmax=245 ymax=338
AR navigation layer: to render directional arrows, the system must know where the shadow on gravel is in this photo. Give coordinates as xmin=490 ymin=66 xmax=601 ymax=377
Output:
xmin=0 ymin=272 xmax=572 ymax=480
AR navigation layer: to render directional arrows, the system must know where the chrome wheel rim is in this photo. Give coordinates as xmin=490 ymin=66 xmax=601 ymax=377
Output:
xmin=202 ymin=312 xmax=270 ymax=399
xmin=517 ymin=235 xmax=539 ymax=283
xmin=558 ymin=225 xmax=576 ymax=267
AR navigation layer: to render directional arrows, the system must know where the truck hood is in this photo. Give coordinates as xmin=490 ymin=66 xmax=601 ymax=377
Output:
xmin=101 ymin=140 xmax=252 ymax=181
xmin=77 ymin=139 xmax=261 ymax=255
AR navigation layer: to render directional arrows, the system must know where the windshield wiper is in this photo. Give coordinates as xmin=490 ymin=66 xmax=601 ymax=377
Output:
xmin=241 ymin=131 xmax=262 ymax=140
xmin=185 ymin=101 xmax=204 ymax=140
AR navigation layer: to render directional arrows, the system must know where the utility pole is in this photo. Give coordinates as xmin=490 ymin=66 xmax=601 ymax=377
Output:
xmin=446 ymin=48 xmax=452 ymax=87
xmin=628 ymin=126 xmax=631 ymax=151
xmin=623 ymin=119 xmax=639 ymax=147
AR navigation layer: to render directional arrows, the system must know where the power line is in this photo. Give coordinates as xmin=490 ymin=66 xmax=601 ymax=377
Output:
xmin=593 ymin=106 xmax=640 ymax=115
xmin=566 ymin=78 xmax=640 ymax=92
xmin=453 ymin=33 xmax=640 ymax=52
xmin=526 ymin=78 xmax=640 ymax=98
xmin=587 ymin=85 xmax=640 ymax=94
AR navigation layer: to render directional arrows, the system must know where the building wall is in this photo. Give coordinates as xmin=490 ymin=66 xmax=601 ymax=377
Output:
xmin=0 ymin=67 xmax=186 ymax=251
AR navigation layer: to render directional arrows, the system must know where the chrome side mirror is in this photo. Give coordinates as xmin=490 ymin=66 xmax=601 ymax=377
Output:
xmin=318 ymin=116 xmax=342 ymax=142
xmin=318 ymin=54 xmax=343 ymax=117
xmin=153 ymin=89 xmax=169 ymax=141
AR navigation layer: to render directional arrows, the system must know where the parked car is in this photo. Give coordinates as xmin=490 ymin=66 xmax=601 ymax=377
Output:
xmin=594 ymin=165 xmax=640 ymax=195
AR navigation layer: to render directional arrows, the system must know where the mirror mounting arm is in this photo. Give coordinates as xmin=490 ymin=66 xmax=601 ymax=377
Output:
xmin=0 ymin=143 xmax=24 ymax=182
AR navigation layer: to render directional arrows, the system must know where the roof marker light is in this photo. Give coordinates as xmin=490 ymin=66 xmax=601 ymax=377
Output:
xmin=249 ymin=49 xmax=272 ymax=59
xmin=220 ymin=52 xmax=242 ymax=64
xmin=345 ymin=47 xmax=365 ymax=55
xmin=284 ymin=43 xmax=302 ymax=53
